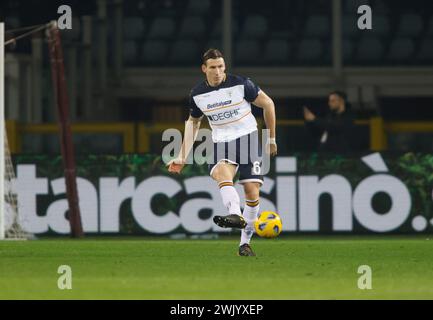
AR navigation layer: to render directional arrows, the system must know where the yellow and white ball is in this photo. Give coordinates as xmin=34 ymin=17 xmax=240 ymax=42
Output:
xmin=254 ymin=211 xmax=283 ymax=238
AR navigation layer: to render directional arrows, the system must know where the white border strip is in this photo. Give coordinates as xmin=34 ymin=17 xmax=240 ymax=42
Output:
xmin=209 ymin=159 xmax=239 ymax=177
xmin=0 ymin=22 xmax=5 ymax=240
xmin=238 ymin=178 xmax=263 ymax=185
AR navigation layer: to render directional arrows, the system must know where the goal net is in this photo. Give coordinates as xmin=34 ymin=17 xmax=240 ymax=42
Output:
xmin=0 ymin=22 xmax=31 ymax=240
xmin=0 ymin=20 xmax=83 ymax=239
xmin=3 ymin=129 xmax=30 ymax=239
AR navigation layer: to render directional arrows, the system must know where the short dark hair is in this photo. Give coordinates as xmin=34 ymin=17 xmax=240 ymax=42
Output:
xmin=202 ymin=48 xmax=224 ymax=65
xmin=329 ymin=90 xmax=347 ymax=102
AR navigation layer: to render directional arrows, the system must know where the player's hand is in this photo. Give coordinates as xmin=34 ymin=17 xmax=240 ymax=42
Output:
xmin=167 ymin=158 xmax=185 ymax=174
xmin=266 ymin=141 xmax=278 ymax=157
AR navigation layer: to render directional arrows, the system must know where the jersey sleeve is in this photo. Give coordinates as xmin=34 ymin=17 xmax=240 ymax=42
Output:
xmin=189 ymin=91 xmax=204 ymax=118
xmin=244 ymin=78 xmax=260 ymax=102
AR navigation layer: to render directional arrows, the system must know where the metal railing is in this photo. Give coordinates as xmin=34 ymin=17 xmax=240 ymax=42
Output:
xmin=6 ymin=120 xmax=135 ymax=154
xmin=6 ymin=119 xmax=433 ymax=154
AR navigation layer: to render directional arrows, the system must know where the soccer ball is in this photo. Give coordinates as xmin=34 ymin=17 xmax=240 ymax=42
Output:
xmin=254 ymin=211 xmax=282 ymax=238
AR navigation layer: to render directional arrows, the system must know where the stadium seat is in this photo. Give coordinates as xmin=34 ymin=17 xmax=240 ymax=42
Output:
xmin=371 ymin=15 xmax=391 ymax=36
xmin=263 ymin=39 xmax=290 ymax=64
xmin=239 ymin=15 xmax=268 ymax=39
xmin=396 ymin=14 xmax=423 ymax=37
xmin=168 ymin=40 xmax=199 ymax=65
xmin=415 ymin=38 xmax=433 ymax=63
xmin=186 ymin=0 xmax=210 ymax=15
xmin=122 ymin=0 xmax=147 ymax=16
xmin=123 ymin=17 xmax=145 ymax=40
xmin=427 ymin=16 xmax=433 ymax=35
xmin=157 ymin=0 xmax=179 ymax=18
xmin=123 ymin=40 xmax=138 ymax=65
xmin=204 ymin=38 xmax=222 ymax=51
xmin=387 ymin=37 xmax=415 ymax=62
xmin=210 ymin=19 xmax=240 ymax=39
xmin=355 ymin=36 xmax=384 ymax=63
xmin=344 ymin=0 xmax=370 ymax=14
xmin=342 ymin=15 xmax=360 ymax=38
xmin=234 ymin=40 xmax=261 ymax=65
xmin=296 ymin=38 xmax=323 ymax=63
xmin=343 ymin=39 xmax=355 ymax=63
xmin=147 ymin=17 xmax=176 ymax=39
xmin=141 ymin=40 xmax=170 ymax=65
xmin=178 ymin=16 xmax=206 ymax=40
xmin=303 ymin=15 xmax=330 ymax=38
xmin=271 ymin=29 xmax=296 ymax=41
xmin=371 ymin=0 xmax=390 ymax=14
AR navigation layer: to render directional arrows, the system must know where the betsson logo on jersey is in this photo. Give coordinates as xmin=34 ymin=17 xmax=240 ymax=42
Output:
xmin=207 ymin=100 xmax=232 ymax=109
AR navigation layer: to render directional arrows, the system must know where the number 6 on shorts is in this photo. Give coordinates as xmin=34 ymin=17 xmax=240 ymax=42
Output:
xmin=252 ymin=161 xmax=261 ymax=175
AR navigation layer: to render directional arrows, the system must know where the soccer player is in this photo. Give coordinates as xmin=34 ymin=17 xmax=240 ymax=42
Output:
xmin=167 ymin=49 xmax=277 ymax=256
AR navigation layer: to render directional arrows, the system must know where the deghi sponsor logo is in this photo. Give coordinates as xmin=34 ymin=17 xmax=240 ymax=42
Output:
xmin=207 ymin=100 xmax=232 ymax=109
xmin=207 ymin=108 xmax=240 ymax=122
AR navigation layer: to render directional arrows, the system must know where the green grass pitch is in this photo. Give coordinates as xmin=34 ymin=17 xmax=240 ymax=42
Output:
xmin=1 ymin=236 xmax=433 ymax=299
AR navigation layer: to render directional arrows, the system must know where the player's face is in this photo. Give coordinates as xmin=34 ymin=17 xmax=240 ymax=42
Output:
xmin=202 ymin=58 xmax=226 ymax=86
xmin=328 ymin=94 xmax=341 ymax=111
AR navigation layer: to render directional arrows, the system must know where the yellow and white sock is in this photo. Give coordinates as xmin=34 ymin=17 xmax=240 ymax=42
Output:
xmin=240 ymin=199 xmax=260 ymax=246
xmin=218 ymin=180 xmax=242 ymax=216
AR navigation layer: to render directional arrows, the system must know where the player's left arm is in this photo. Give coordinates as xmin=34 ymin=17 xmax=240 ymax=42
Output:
xmin=253 ymin=90 xmax=277 ymax=156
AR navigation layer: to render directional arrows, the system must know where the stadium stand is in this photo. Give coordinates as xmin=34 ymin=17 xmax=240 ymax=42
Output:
xmin=210 ymin=18 xmax=240 ymax=39
xmin=147 ymin=16 xmax=176 ymax=39
xmin=179 ymin=16 xmax=206 ymax=40
xmin=239 ymin=15 xmax=268 ymax=40
xmin=82 ymin=0 xmax=432 ymax=67
xmin=140 ymin=40 xmax=170 ymax=65
xmin=263 ymin=39 xmax=290 ymax=64
xmin=234 ymin=39 xmax=262 ymax=65
xmin=387 ymin=37 xmax=415 ymax=62
xmin=416 ymin=38 xmax=433 ymax=63
xmin=303 ymin=15 xmax=330 ymax=38
xmin=355 ymin=36 xmax=385 ymax=63
xmin=296 ymin=38 xmax=323 ymax=63
xmin=168 ymin=39 xmax=199 ymax=64
xmin=186 ymin=0 xmax=211 ymax=16
xmin=396 ymin=13 xmax=423 ymax=37
xmin=342 ymin=15 xmax=359 ymax=38
xmin=123 ymin=17 xmax=145 ymax=40
xmin=1 ymin=0 xmax=432 ymax=67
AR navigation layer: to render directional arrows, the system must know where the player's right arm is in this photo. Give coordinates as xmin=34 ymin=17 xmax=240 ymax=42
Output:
xmin=168 ymin=89 xmax=204 ymax=174
xmin=167 ymin=115 xmax=203 ymax=174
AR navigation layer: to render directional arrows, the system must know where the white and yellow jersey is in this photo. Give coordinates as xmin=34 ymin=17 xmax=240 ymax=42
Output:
xmin=189 ymin=74 xmax=260 ymax=143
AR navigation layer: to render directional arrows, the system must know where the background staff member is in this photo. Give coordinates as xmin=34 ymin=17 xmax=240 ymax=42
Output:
xmin=303 ymin=91 xmax=354 ymax=153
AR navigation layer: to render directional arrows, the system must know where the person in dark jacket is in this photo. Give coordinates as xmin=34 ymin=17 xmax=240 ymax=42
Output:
xmin=303 ymin=91 xmax=354 ymax=153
